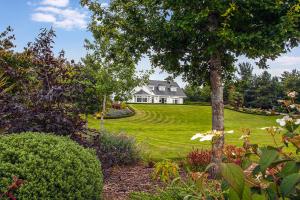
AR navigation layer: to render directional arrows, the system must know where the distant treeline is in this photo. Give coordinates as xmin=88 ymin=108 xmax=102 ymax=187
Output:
xmin=184 ymin=62 xmax=300 ymax=111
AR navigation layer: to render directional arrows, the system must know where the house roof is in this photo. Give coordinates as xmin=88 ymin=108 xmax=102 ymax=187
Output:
xmin=147 ymin=80 xmax=187 ymax=97
xmin=134 ymin=89 xmax=151 ymax=95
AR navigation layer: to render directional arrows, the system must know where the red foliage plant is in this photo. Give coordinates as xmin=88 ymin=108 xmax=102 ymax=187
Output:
xmin=0 ymin=176 xmax=25 ymax=200
xmin=187 ymin=149 xmax=211 ymax=167
xmin=223 ymin=145 xmax=246 ymax=166
xmin=112 ymin=103 xmax=122 ymax=110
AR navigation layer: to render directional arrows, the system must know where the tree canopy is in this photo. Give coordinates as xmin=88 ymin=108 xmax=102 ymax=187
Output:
xmin=81 ymin=0 xmax=300 ymax=176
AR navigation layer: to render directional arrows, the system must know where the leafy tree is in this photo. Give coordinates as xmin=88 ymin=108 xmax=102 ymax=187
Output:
xmin=281 ymin=69 xmax=300 ymax=102
xmin=184 ymin=84 xmax=211 ymax=102
xmin=81 ymin=0 xmax=300 ymax=177
xmin=252 ymin=71 xmax=283 ymax=109
xmin=164 ymin=76 xmax=175 ymax=83
xmin=236 ymin=62 xmax=254 ymax=93
xmin=81 ymin=39 xmax=148 ymax=130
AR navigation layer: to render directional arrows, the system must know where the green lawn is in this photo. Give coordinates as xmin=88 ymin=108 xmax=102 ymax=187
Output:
xmin=88 ymin=104 xmax=281 ymax=160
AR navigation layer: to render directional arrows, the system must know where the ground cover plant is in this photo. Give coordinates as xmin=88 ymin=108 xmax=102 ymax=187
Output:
xmin=88 ymin=104 xmax=280 ymax=160
xmin=0 ymin=132 xmax=103 ymax=200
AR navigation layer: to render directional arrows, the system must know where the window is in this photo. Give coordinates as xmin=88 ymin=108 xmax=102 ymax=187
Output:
xmin=158 ymin=86 xmax=166 ymax=91
xmin=136 ymin=96 xmax=148 ymax=103
xmin=170 ymin=87 xmax=177 ymax=92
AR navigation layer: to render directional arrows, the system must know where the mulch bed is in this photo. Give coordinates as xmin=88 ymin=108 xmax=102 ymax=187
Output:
xmin=103 ymin=164 xmax=162 ymax=200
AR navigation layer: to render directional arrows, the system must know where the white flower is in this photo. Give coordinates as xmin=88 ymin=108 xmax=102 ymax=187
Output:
xmin=295 ymin=119 xmax=300 ymax=125
xmin=225 ymin=130 xmax=234 ymax=134
xmin=192 ymin=130 xmax=234 ymax=142
xmin=283 ymin=115 xmax=292 ymax=121
xmin=191 ymin=133 xmax=214 ymax=142
xmin=239 ymin=135 xmax=248 ymax=140
xmin=191 ymin=133 xmax=204 ymax=140
xmin=290 ymin=104 xmax=296 ymax=109
xmin=288 ymin=91 xmax=297 ymax=98
xmin=276 ymin=118 xmax=286 ymax=127
xmin=255 ymin=173 xmax=263 ymax=181
xmin=199 ymin=134 xmax=214 ymax=141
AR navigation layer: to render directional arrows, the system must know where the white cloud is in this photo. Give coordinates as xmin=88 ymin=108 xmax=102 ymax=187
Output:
xmin=41 ymin=0 xmax=69 ymax=7
xmin=100 ymin=3 xmax=109 ymax=8
xmin=31 ymin=12 xmax=56 ymax=23
xmin=30 ymin=1 xmax=87 ymax=30
xmin=269 ymin=56 xmax=300 ymax=66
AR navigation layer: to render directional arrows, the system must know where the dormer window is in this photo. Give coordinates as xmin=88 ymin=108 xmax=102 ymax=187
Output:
xmin=158 ymin=86 xmax=166 ymax=91
xmin=149 ymin=85 xmax=154 ymax=90
xmin=170 ymin=87 xmax=177 ymax=92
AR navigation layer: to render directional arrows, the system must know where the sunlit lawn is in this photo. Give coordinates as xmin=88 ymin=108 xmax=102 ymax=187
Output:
xmin=88 ymin=104 xmax=283 ymax=160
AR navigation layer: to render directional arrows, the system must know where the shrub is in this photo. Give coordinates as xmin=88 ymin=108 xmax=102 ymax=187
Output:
xmin=94 ymin=131 xmax=140 ymax=167
xmin=0 ymin=132 xmax=103 ymax=200
xmin=105 ymin=108 xmax=134 ymax=118
xmin=121 ymin=101 xmax=127 ymax=109
xmin=152 ymin=160 xmax=179 ymax=183
xmin=0 ymin=28 xmax=85 ymax=136
xmin=112 ymin=103 xmax=121 ymax=110
xmin=187 ymin=149 xmax=211 ymax=171
xmin=223 ymin=145 xmax=246 ymax=166
xmin=130 ymin=176 xmax=224 ymax=200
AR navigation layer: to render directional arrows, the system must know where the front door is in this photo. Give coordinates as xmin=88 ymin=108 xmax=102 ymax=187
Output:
xmin=160 ymin=98 xmax=166 ymax=104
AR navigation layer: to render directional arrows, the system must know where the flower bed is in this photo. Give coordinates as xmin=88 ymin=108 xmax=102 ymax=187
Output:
xmin=105 ymin=106 xmax=135 ymax=119
xmin=224 ymin=105 xmax=280 ymax=116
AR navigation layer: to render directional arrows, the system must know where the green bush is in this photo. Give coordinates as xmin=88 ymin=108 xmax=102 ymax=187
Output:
xmin=130 ymin=177 xmax=224 ymax=200
xmin=152 ymin=160 xmax=179 ymax=183
xmin=0 ymin=132 xmax=103 ymax=200
xmin=96 ymin=131 xmax=140 ymax=167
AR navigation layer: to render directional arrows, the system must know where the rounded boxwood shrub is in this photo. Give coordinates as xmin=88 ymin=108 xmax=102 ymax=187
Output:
xmin=0 ymin=132 xmax=103 ymax=200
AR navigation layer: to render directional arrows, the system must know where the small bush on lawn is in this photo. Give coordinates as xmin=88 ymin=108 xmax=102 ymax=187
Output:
xmin=105 ymin=108 xmax=133 ymax=118
xmin=95 ymin=131 xmax=140 ymax=167
xmin=0 ymin=132 xmax=103 ymax=200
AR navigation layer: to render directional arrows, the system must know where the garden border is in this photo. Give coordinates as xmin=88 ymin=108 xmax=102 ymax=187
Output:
xmin=104 ymin=105 xmax=136 ymax=119
xmin=224 ymin=105 xmax=280 ymax=116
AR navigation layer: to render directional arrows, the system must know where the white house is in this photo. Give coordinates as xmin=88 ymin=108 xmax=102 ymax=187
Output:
xmin=128 ymin=80 xmax=187 ymax=104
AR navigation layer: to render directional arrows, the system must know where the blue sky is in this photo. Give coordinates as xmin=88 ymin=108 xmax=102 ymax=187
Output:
xmin=1 ymin=0 xmax=299 ymax=87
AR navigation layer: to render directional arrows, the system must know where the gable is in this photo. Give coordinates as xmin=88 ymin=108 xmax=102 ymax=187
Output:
xmin=134 ymin=89 xmax=151 ymax=95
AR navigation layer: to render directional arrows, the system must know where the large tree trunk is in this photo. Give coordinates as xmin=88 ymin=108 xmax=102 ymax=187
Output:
xmin=209 ymin=53 xmax=224 ymax=178
xmin=100 ymin=95 xmax=106 ymax=131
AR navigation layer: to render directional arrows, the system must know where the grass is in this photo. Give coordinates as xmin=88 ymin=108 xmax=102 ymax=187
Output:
xmin=88 ymin=104 xmax=282 ymax=160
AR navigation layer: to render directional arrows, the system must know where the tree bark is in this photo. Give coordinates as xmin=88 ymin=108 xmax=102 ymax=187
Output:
xmin=100 ymin=95 xmax=106 ymax=131
xmin=207 ymin=13 xmax=224 ymax=178
xmin=209 ymin=53 xmax=225 ymax=178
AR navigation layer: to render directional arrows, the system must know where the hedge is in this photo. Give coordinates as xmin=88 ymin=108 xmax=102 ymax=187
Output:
xmin=0 ymin=132 xmax=103 ymax=200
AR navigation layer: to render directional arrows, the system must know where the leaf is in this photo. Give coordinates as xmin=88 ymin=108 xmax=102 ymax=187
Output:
xmin=280 ymin=161 xmax=300 ymax=178
xmin=288 ymin=135 xmax=300 ymax=150
xmin=280 ymin=173 xmax=300 ymax=197
xmin=242 ymin=185 xmax=252 ymax=200
xmin=220 ymin=163 xmax=245 ymax=199
xmin=266 ymin=182 xmax=277 ymax=200
xmin=228 ymin=188 xmax=240 ymax=200
xmin=259 ymin=149 xmax=279 ymax=173
xmin=252 ymin=193 xmax=266 ymax=200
